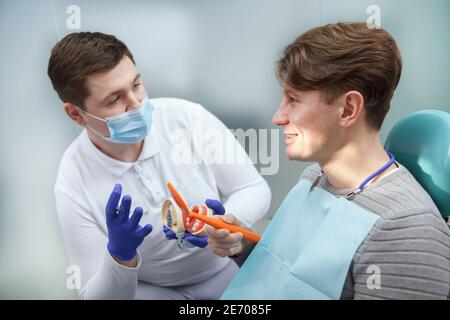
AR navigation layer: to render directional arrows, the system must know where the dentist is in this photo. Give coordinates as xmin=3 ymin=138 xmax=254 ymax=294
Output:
xmin=48 ymin=32 xmax=271 ymax=299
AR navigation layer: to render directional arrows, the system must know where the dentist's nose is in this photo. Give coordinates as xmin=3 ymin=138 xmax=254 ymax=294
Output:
xmin=125 ymin=95 xmax=142 ymax=112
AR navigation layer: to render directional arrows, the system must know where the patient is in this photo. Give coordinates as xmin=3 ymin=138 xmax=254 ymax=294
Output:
xmin=206 ymin=22 xmax=450 ymax=299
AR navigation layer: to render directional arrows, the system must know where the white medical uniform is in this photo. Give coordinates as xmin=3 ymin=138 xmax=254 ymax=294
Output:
xmin=54 ymin=98 xmax=271 ymax=299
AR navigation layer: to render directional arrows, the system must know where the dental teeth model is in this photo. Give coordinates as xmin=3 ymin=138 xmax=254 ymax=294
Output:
xmin=161 ymin=198 xmax=211 ymax=236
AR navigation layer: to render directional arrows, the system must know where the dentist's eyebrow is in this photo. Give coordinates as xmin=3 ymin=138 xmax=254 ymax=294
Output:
xmin=101 ymin=89 xmax=121 ymax=105
xmin=100 ymin=73 xmax=141 ymax=105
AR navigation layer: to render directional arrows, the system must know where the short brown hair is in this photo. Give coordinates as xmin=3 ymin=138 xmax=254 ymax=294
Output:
xmin=276 ymin=22 xmax=402 ymax=129
xmin=48 ymin=32 xmax=135 ymax=108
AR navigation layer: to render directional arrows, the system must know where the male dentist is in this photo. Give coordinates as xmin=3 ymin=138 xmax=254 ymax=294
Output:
xmin=48 ymin=32 xmax=271 ymax=299
xmin=206 ymin=22 xmax=450 ymax=299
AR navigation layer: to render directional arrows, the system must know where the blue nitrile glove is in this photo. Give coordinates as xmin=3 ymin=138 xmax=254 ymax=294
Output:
xmin=163 ymin=226 xmax=208 ymax=248
xmin=205 ymin=199 xmax=226 ymax=215
xmin=106 ymin=184 xmax=153 ymax=261
xmin=162 ymin=199 xmax=225 ymax=248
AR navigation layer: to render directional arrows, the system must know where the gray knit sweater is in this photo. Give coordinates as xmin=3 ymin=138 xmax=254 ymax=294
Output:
xmin=236 ymin=163 xmax=450 ymax=299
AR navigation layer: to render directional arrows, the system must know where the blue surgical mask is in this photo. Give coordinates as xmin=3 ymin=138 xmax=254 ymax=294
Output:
xmin=77 ymin=96 xmax=154 ymax=144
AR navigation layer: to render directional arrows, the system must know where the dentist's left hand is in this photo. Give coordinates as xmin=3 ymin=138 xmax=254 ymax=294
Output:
xmin=163 ymin=227 xmax=209 ymax=248
xmin=106 ymin=184 xmax=153 ymax=267
xmin=162 ymin=199 xmax=226 ymax=248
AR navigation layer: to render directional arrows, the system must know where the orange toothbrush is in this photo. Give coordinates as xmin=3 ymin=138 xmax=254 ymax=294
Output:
xmin=167 ymin=182 xmax=261 ymax=243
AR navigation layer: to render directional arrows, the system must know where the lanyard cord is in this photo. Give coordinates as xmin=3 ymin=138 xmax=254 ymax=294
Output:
xmin=357 ymin=151 xmax=396 ymax=191
xmin=310 ymin=151 xmax=397 ymax=200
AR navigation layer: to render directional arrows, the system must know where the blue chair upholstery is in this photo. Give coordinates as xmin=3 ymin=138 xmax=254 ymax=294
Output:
xmin=385 ymin=109 xmax=450 ymax=228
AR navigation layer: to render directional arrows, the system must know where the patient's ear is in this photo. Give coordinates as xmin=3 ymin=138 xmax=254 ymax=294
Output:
xmin=339 ymin=90 xmax=364 ymax=128
xmin=64 ymin=102 xmax=87 ymax=126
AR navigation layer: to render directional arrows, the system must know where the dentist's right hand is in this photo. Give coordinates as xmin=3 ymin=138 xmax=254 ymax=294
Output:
xmin=106 ymin=184 xmax=153 ymax=267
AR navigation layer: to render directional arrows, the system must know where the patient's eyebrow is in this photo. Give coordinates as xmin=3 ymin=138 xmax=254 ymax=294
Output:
xmin=284 ymin=88 xmax=296 ymax=97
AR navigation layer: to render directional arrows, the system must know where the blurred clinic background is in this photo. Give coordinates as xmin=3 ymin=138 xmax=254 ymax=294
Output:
xmin=0 ymin=0 xmax=449 ymax=298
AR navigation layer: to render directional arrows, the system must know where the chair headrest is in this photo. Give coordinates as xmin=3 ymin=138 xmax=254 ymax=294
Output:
xmin=385 ymin=109 xmax=450 ymax=219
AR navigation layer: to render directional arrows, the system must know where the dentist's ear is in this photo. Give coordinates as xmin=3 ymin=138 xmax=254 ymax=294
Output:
xmin=339 ymin=90 xmax=365 ymax=128
xmin=64 ymin=102 xmax=87 ymax=126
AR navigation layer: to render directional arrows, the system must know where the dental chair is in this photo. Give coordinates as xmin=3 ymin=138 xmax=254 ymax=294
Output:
xmin=384 ymin=109 xmax=450 ymax=229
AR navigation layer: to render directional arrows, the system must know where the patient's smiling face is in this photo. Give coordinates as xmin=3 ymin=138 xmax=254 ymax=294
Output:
xmin=272 ymin=85 xmax=343 ymax=162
